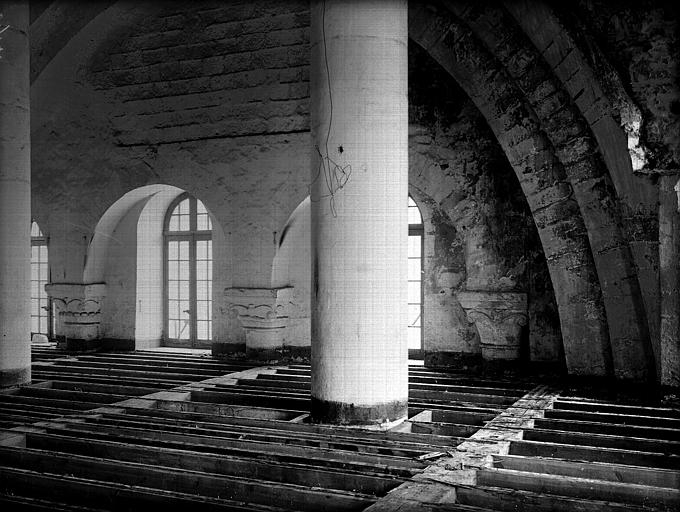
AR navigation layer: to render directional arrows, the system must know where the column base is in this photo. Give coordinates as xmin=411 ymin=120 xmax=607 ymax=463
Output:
xmin=211 ymin=342 xmax=246 ymax=358
xmin=0 ymin=367 xmax=31 ymax=388
xmin=424 ymin=351 xmax=483 ymax=370
xmin=310 ymin=397 xmax=408 ymax=427
xmin=56 ymin=337 xmax=103 ymax=352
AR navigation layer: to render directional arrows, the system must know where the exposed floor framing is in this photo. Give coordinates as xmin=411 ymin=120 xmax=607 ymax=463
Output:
xmin=1 ymin=347 xmax=677 ymax=511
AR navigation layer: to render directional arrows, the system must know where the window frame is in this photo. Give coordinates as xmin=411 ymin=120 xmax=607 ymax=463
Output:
xmin=163 ymin=193 xmax=213 ymax=348
xmin=30 ymin=221 xmax=52 ymax=338
xmin=408 ymin=197 xmax=424 ymax=351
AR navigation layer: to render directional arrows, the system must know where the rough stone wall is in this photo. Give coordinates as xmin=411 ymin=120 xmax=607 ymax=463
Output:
xmin=408 ymin=44 xmax=561 ymax=362
xmin=573 ymin=0 xmax=679 ymax=171
xmin=30 ymin=1 xmax=680 ymax=380
xmin=87 ymin=0 xmax=310 ymax=147
xmin=31 ymin=0 xmax=313 ymax=345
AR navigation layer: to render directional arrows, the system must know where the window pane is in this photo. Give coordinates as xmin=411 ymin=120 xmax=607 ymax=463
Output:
xmin=179 ymin=261 xmax=189 ymax=280
xmin=197 ymin=260 xmax=208 ymax=281
xmin=197 ymin=214 xmax=209 ymax=231
xmin=168 ymin=300 xmax=179 ymax=320
xmin=169 ymin=215 xmax=179 ymax=231
xmin=39 ymin=263 xmax=48 ymax=283
xmin=168 ymin=282 xmax=178 ymax=300
xmin=179 ymin=242 xmax=189 ymax=260
xmin=408 ymin=197 xmax=422 ymax=224
xmin=408 ymin=258 xmax=421 ymax=278
xmin=179 ymin=214 xmax=189 ymax=231
xmin=197 ymin=301 xmax=209 ymax=322
xmin=408 ymin=327 xmax=421 ymax=350
xmin=178 ymin=199 xmax=189 ymax=215
xmin=196 ymin=281 xmax=208 ymax=302
xmin=197 ymin=321 xmax=208 ymax=340
xmin=408 ymin=235 xmax=421 ymax=256
xmin=168 ymin=320 xmax=178 ymax=339
xmin=168 ymin=261 xmax=178 ymax=280
xmin=197 ymin=200 xmax=207 ymax=215
xmin=408 ymin=304 xmax=422 ymax=327
xmin=179 ymin=280 xmax=190 ymax=300
xmin=178 ymin=319 xmax=190 ymax=340
xmin=179 ymin=301 xmax=190 ymax=318
xmin=168 ymin=242 xmax=178 ymax=260
xmin=408 ymin=281 xmax=421 ymax=303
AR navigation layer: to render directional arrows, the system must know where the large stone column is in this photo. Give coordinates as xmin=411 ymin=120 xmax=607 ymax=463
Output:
xmin=310 ymin=0 xmax=409 ymax=427
xmin=0 ymin=2 xmax=31 ymax=387
xmin=659 ymin=175 xmax=680 ymax=387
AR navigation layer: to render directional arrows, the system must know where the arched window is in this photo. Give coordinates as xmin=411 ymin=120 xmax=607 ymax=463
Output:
xmin=408 ymin=197 xmax=423 ymax=350
xmin=164 ymin=194 xmax=213 ymax=347
xmin=31 ymin=221 xmax=51 ymax=337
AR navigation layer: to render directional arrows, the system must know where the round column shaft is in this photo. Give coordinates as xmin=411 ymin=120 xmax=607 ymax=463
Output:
xmin=310 ymin=0 xmax=408 ymax=426
xmin=0 ymin=1 xmax=31 ymax=387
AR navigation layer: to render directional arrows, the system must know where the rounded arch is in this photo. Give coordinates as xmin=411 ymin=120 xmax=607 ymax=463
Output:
xmin=84 ymin=184 xmax=226 ymax=349
xmin=448 ymin=1 xmax=654 ymax=381
xmin=409 ymin=3 xmax=614 ymax=377
xmin=83 ymin=184 xmax=179 ymax=283
xmin=271 ymin=192 xmax=440 ymax=351
xmin=271 ymin=197 xmax=311 ymax=347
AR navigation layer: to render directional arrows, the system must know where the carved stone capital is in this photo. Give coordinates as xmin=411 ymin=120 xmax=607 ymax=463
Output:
xmin=45 ymin=283 xmax=107 ymax=341
xmin=224 ymin=287 xmax=293 ymax=349
xmin=457 ymin=291 xmax=528 ymax=361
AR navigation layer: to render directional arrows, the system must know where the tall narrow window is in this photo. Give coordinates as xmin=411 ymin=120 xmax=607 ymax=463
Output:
xmin=408 ymin=197 xmax=423 ymax=350
xmin=31 ymin=221 xmax=51 ymax=337
xmin=164 ymin=194 xmax=213 ymax=347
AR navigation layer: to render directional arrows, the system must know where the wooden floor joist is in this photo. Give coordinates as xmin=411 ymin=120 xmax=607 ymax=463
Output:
xmin=1 ymin=347 xmax=677 ymax=512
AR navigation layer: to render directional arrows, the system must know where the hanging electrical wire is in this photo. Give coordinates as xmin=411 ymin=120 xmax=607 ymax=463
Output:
xmin=309 ymin=0 xmax=352 ymax=217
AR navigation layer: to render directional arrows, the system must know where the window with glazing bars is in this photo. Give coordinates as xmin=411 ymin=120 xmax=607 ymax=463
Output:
xmin=164 ymin=194 xmax=213 ymax=347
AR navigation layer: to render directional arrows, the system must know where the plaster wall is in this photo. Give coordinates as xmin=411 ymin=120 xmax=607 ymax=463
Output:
xmin=100 ymin=198 xmax=148 ymax=341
